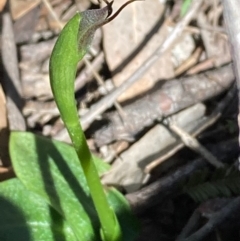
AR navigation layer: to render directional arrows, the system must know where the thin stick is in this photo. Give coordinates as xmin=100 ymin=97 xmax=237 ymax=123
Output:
xmin=184 ymin=197 xmax=240 ymax=241
xmin=167 ymin=122 xmax=224 ymax=168
xmin=174 ymin=47 xmax=202 ymax=76
xmin=145 ymin=84 xmax=236 ymax=173
xmin=84 ymin=59 xmax=126 ymax=118
xmin=42 ymin=0 xmax=64 ymax=28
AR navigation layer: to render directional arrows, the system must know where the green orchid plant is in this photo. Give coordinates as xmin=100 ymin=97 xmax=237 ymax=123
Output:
xmin=0 ymin=1 xmax=140 ymax=241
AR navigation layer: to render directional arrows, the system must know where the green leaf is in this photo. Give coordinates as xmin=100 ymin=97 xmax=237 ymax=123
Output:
xmin=0 ymin=178 xmax=77 ymax=241
xmin=10 ymin=131 xmax=139 ymax=241
xmin=180 ymin=0 xmax=192 ymax=17
xmin=106 ymin=189 xmax=139 ymax=241
xmin=183 ymin=166 xmax=240 ymax=203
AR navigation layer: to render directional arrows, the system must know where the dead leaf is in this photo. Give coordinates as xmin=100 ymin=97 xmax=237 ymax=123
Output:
xmin=10 ymin=0 xmax=40 ymax=20
xmin=103 ymin=0 xmax=175 ymax=102
xmin=0 ymin=0 xmax=6 ymax=11
xmin=13 ymin=4 xmax=40 ymax=43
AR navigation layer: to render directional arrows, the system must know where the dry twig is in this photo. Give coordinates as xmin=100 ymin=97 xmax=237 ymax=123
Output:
xmin=94 ymin=64 xmax=234 ymax=147
xmin=167 ymin=122 xmax=224 ymax=168
xmin=183 ymin=197 xmax=240 ymax=241
xmin=145 ymin=84 xmax=236 ymax=173
xmin=174 ymin=47 xmax=202 ymax=76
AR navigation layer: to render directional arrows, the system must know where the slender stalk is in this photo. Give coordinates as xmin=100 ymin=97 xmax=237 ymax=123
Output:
xmin=49 ymin=13 xmax=121 ymax=241
xmin=67 ymin=123 xmax=121 ymax=241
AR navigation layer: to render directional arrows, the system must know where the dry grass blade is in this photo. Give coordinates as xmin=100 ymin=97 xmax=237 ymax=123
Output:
xmin=1 ymin=2 xmax=26 ymax=131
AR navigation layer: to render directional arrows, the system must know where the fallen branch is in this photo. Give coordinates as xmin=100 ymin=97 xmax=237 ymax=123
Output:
xmin=94 ymin=64 xmax=234 ymax=146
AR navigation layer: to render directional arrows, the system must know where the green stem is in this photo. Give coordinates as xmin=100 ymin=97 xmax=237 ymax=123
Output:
xmin=68 ymin=122 xmax=121 ymax=241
